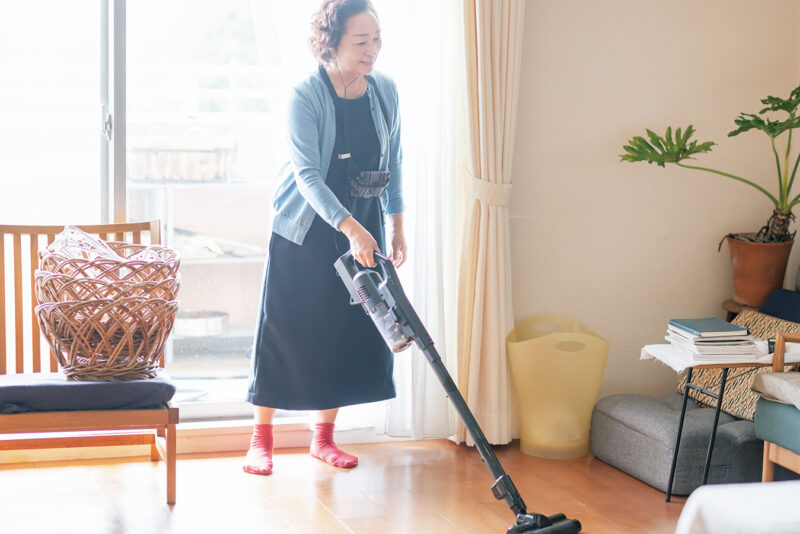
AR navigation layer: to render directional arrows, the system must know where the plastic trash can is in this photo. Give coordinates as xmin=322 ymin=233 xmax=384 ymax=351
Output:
xmin=507 ymin=314 xmax=609 ymax=459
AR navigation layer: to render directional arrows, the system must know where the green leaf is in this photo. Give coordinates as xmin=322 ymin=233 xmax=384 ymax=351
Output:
xmin=682 ymin=124 xmax=696 ymax=146
xmin=733 ymin=84 xmax=800 ymax=138
xmin=791 ymin=85 xmax=800 ymax=106
xmin=646 ymin=129 xmax=666 ymax=152
xmin=697 ymin=141 xmax=715 ymax=152
xmin=620 ymin=125 xmax=715 ymax=166
xmin=758 ymin=84 xmax=800 ymax=114
xmin=729 ymin=113 xmax=766 ymax=137
xmin=729 ymin=112 xmax=800 ymax=138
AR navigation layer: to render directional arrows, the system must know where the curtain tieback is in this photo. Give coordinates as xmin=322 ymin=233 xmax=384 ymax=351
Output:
xmin=468 ymin=173 xmax=513 ymax=206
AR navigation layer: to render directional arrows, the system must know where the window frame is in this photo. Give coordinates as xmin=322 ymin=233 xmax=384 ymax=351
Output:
xmin=101 ymin=0 xmax=127 ymax=224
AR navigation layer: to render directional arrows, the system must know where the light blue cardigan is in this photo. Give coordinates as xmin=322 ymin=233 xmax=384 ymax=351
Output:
xmin=271 ymin=68 xmax=404 ymax=245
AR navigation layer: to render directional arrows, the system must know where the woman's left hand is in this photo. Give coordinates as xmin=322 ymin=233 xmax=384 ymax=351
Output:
xmin=387 ymin=213 xmax=407 ymax=268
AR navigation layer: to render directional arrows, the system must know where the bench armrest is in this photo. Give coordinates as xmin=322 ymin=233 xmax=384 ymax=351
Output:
xmin=773 ymin=332 xmax=800 ymax=371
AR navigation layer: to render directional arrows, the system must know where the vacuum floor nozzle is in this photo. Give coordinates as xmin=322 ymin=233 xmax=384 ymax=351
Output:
xmin=509 ymin=514 xmax=581 ymax=534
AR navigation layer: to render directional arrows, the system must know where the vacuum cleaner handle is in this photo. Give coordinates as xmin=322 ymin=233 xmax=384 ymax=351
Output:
xmin=334 ymin=250 xmax=582 ymax=534
xmin=334 ymin=251 xmax=393 ymax=306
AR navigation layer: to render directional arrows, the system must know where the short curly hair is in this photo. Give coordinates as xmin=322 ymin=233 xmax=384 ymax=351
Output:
xmin=309 ymin=0 xmax=379 ymax=65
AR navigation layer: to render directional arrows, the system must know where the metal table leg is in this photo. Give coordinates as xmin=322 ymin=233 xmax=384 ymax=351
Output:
xmin=666 ymin=367 xmax=693 ymax=502
xmin=702 ymin=367 xmax=729 ymax=484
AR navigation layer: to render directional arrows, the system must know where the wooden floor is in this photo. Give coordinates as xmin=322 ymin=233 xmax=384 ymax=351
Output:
xmin=0 ymin=439 xmax=684 ymax=534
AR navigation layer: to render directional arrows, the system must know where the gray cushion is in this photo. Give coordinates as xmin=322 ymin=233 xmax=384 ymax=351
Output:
xmin=591 ymin=393 xmax=763 ymax=495
xmin=0 ymin=369 xmax=176 ymax=413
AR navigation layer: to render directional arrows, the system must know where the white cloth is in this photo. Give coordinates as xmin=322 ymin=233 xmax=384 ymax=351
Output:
xmin=751 ymin=372 xmax=800 ymax=411
xmin=641 ymin=343 xmax=800 ymax=373
xmin=674 ymin=481 xmax=800 ymax=534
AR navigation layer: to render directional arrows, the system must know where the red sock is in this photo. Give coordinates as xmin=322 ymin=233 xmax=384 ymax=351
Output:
xmin=310 ymin=422 xmax=358 ymax=468
xmin=243 ymin=423 xmax=273 ymax=475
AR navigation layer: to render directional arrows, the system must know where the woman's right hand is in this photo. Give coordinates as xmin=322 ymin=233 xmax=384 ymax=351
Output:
xmin=338 ymin=216 xmax=379 ymax=267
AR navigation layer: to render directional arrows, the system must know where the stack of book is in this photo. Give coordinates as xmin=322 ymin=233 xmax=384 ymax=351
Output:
xmin=666 ymin=316 xmax=760 ymax=360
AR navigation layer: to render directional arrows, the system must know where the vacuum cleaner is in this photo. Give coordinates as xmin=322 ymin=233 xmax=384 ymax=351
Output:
xmin=334 ymin=251 xmax=582 ymax=534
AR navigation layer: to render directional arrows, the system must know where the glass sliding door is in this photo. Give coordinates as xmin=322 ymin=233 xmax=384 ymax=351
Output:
xmin=0 ymin=1 xmax=101 ymax=223
xmin=126 ymin=0 xmax=319 ymax=419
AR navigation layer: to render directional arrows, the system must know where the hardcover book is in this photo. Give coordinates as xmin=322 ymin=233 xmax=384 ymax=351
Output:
xmin=667 ymin=325 xmax=753 ymax=343
xmin=667 ymin=316 xmax=748 ymax=338
xmin=664 ymin=334 xmax=758 ymax=355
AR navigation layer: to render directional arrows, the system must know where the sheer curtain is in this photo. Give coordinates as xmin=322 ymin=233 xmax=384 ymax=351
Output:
xmin=373 ymin=0 xmax=466 ymax=440
xmin=250 ymin=0 xmax=466 ymax=438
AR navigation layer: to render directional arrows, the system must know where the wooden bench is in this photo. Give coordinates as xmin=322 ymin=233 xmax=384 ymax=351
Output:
xmin=0 ymin=221 xmax=179 ymax=504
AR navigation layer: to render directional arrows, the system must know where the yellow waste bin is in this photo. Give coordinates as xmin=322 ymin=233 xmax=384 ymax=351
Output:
xmin=507 ymin=314 xmax=609 ymax=459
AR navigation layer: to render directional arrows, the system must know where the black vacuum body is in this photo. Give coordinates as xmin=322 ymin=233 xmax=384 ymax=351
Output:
xmin=334 ymin=252 xmax=582 ymax=534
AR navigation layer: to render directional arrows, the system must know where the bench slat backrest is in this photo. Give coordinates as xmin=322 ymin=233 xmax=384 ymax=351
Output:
xmin=0 ymin=221 xmax=161 ymax=375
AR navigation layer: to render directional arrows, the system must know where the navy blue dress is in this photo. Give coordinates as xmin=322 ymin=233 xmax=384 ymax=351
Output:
xmin=247 ymin=69 xmax=395 ymax=410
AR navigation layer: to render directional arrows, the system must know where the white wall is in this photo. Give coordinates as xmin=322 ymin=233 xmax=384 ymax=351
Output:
xmin=511 ymin=0 xmax=800 ymax=398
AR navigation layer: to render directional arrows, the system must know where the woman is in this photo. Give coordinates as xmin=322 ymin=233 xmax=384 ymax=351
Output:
xmin=244 ymin=0 xmax=406 ymax=476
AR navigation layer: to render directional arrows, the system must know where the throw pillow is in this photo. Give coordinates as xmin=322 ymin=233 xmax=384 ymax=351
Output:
xmin=676 ymin=309 xmax=800 ymax=421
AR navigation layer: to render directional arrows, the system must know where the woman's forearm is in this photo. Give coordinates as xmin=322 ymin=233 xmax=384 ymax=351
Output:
xmin=387 ymin=212 xmax=404 ymax=233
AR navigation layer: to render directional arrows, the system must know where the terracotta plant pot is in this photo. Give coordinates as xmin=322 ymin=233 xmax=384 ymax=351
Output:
xmin=727 ymin=235 xmax=794 ymax=307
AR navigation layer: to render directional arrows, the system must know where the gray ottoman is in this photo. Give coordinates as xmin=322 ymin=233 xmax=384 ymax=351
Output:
xmin=590 ymin=393 xmax=763 ymax=495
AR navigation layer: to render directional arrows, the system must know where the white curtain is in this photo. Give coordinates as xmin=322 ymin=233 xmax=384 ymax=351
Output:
xmin=251 ymin=0 xmax=467 ymax=438
xmin=373 ymin=0 xmax=466 ymax=440
xmin=455 ymin=0 xmax=526 ymax=446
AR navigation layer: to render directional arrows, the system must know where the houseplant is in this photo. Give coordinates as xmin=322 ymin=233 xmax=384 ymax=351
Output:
xmin=620 ymin=84 xmax=800 ymax=306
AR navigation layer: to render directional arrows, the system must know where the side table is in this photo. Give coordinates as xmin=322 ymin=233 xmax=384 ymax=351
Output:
xmin=664 ymin=360 xmax=768 ymax=502
xmin=641 ymin=345 xmax=784 ymax=502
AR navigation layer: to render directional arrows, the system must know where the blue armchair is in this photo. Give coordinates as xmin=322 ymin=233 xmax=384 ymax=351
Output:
xmin=754 ymin=331 xmax=800 ymax=480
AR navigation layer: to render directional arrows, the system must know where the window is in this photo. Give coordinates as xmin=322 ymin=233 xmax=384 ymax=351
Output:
xmin=2 ymin=0 xmax=426 ymax=429
xmin=124 ymin=1 xmax=324 ymax=420
xmin=0 ymin=1 xmax=101 ymax=223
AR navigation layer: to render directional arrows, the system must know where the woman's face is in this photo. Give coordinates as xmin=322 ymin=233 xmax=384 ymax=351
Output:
xmin=335 ymin=10 xmax=381 ymax=76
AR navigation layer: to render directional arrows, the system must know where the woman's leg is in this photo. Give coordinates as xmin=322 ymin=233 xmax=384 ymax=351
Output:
xmin=315 ymin=408 xmax=338 ymax=424
xmin=255 ymin=406 xmax=277 ymax=424
xmin=310 ymin=408 xmax=358 ymax=468
xmin=243 ymin=406 xmax=277 ymax=475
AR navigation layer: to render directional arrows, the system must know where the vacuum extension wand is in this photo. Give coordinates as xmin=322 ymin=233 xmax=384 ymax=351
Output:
xmin=334 ymin=251 xmax=581 ymax=534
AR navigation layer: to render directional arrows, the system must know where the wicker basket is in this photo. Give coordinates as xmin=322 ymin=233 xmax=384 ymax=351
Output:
xmin=35 ymin=229 xmax=182 ymax=381
xmin=36 ymin=297 xmax=179 ymax=381
xmin=35 ymin=271 xmax=180 ymax=303
xmin=40 ymin=242 xmax=180 ymax=283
